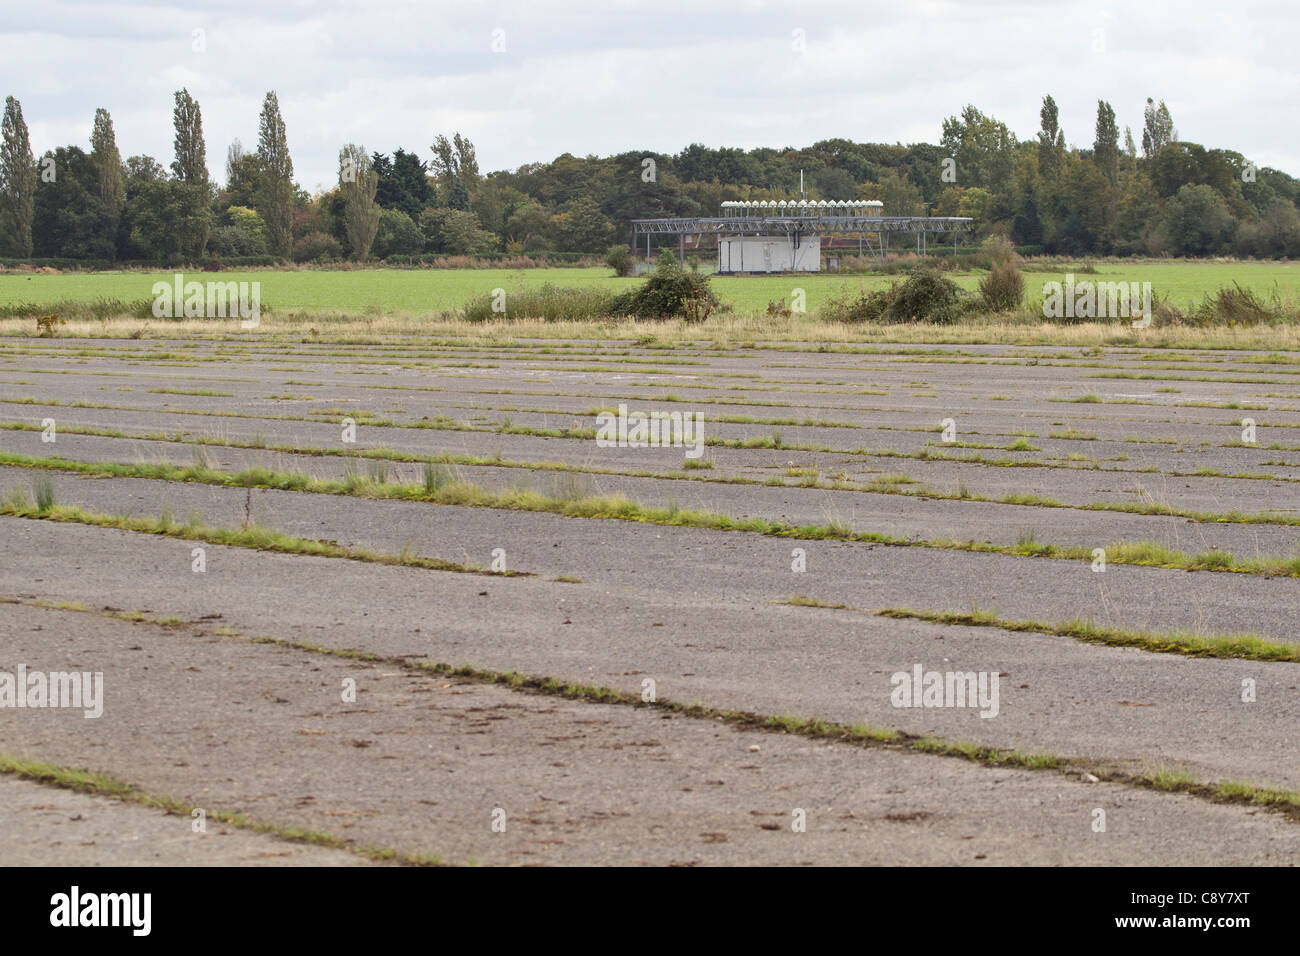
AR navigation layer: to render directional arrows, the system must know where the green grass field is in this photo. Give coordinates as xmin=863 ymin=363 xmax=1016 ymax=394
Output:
xmin=2 ymin=260 xmax=1297 ymax=316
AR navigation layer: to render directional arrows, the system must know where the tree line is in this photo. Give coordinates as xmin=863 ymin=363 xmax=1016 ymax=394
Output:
xmin=1 ymin=91 xmax=1297 ymax=264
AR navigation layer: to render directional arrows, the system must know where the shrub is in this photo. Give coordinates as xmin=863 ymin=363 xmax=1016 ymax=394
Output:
xmin=883 ymin=268 xmax=966 ymax=323
xmin=604 ymin=253 xmax=717 ymax=322
xmin=293 ymin=231 xmax=343 ymax=263
xmin=821 ymin=287 xmax=893 ymax=323
xmin=1187 ymin=284 xmax=1296 ymax=326
xmin=979 ymin=258 xmax=1025 ymax=311
xmin=605 ymin=245 xmax=634 ymax=277
xmin=821 ymin=268 xmax=967 ymax=324
xmin=208 ymin=224 xmax=268 ymax=258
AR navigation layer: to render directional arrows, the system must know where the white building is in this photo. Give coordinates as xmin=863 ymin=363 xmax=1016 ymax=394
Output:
xmin=718 ymin=234 xmax=821 ymax=273
xmin=715 ymin=199 xmax=883 ymax=273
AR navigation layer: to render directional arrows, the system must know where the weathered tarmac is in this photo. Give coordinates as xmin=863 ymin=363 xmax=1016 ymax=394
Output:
xmin=1 ymin=335 xmax=1297 ymax=865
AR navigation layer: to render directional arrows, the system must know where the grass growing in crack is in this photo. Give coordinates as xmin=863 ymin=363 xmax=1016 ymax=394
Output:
xmin=775 ymin=595 xmax=853 ymax=610
xmin=1145 ymin=762 xmax=1198 ymax=791
xmin=9 ymin=449 xmax=1300 ymax=579
xmin=877 ymin=607 xmax=1300 ymax=662
xmin=1213 ymin=780 xmax=1300 ymax=810
xmin=0 ymin=498 xmax=522 ymax=578
xmin=550 ymin=472 xmax=596 ymax=502
xmin=147 ymin=387 xmax=234 ymax=397
xmin=0 ymin=753 xmax=443 ymax=865
xmin=422 ymin=461 xmax=461 ymax=493
xmin=9 ymin=593 xmax=1300 ymax=827
xmin=1049 ymin=429 xmax=1098 ymax=440
xmin=32 ymin=475 xmax=55 ymax=513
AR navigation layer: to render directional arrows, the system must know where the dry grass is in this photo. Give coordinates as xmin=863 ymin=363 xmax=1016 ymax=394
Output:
xmin=7 ymin=310 xmax=1300 ymax=351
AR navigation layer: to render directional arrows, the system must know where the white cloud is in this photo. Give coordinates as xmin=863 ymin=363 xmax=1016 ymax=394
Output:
xmin=2 ymin=0 xmax=1294 ymax=186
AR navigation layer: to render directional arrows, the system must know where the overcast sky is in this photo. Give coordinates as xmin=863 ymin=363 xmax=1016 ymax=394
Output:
xmin=4 ymin=0 xmax=1297 ymax=192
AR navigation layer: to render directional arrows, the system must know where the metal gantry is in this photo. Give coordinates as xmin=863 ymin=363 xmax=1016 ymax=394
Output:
xmin=630 ymin=215 xmax=974 ymax=269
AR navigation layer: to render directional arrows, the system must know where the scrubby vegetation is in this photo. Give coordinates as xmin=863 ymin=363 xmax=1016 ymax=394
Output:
xmin=460 ymin=283 xmax=615 ymax=323
xmin=605 ymin=245 xmax=633 ymax=277
xmin=460 ymin=255 xmax=718 ymax=322
xmin=604 ymin=253 xmax=717 ymax=322
xmin=1164 ymin=284 xmax=1300 ymax=327
xmin=977 ymin=237 xmax=1025 ymax=312
xmin=0 ymin=297 xmax=154 ymax=321
xmin=821 ymin=268 xmax=967 ymax=324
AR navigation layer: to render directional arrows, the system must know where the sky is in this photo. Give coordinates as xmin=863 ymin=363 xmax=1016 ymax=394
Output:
xmin=3 ymin=0 xmax=1298 ymax=192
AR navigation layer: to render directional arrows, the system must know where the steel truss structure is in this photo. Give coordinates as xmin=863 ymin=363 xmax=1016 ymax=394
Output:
xmin=630 ymin=215 xmax=975 ymax=269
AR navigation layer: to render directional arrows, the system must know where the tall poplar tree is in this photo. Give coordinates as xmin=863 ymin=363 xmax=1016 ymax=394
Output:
xmin=1037 ymin=95 xmax=1065 ymax=181
xmin=256 ymin=91 xmax=294 ymax=258
xmin=89 ymin=108 xmax=125 ymax=255
xmin=339 ymin=143 xmax=379 ymax=260
xmin=1093 ymin=100 xmax=1119 ymax=185
xmin=170 ymin=89 xmax=211 ymax=258
xmin=1141 ymin=98 xmax=1176 ymax=159
xmin=0 ymin=96 xmax=37 ymax=257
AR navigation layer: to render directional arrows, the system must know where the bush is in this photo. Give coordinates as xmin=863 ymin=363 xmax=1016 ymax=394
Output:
xmin=208 ymin=225 xmax=268 ymax=258
xmin=884 ymin=268 xmax=966 ymax=323
xmin=821 ymin=268 xmax=967 ymax=324
xmin=979 ymin=259 xmax=1025 ymax=311
xmin=293 ymin=231 xmax=343 ymax=263
xmin=605 ymin=245 xmax=633 ymax=277
xmin=1187 ymin=284 xmax=1295 ymax=326
xmin=604 ymin=253 xmax=718 ymax=322
xmin=820 ymin=287 xmax=893 ymax=323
